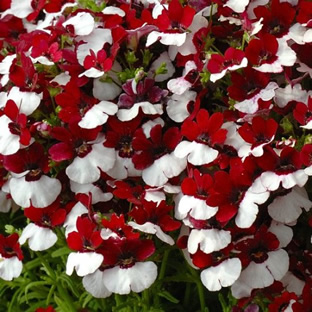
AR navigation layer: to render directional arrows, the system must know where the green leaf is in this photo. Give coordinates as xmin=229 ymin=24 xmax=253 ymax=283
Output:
xmin=51 ymin=246 xmax=71 ymax=258
xmin=158 ymin=290 xmax=179 ymax=304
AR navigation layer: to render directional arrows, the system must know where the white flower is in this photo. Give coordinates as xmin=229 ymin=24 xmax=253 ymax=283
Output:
xmin=187 ymin=229 xmax=232 ymax=254
xmin=0 ymin=256 xmax=23 ymax=281
xmin=82 ymin=269 xmax=112 ymax=298
xmin=66 ymin=142 xmax=115 ymax=184
xmin=9 ymin=175 xmax=62 ymax=208
xmin=102 ymin=262 xmax=158 ymax=294
xmin=268 ymin=186 xmax=312 ymax=224
xmin=201 ymin=258 xmax=242 ymax=291
xmin=231 ymin=249 xmax=289 ymax=298
xmin=19 ymin=223 xmax=57 ymax=251
xmin=66 ymin=252 xmax=104 ymax=277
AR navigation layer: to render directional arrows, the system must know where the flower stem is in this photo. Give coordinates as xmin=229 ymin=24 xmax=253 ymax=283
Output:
xmin=188 ymin=266 xmax=208 ymax=312
xmin=159 ymin=249 xmax=170 ymax=280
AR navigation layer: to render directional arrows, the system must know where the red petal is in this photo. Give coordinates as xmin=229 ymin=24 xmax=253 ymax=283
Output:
xmin=49 ymin=142 xmax=74 ymax=161
xmin=67 ymin=232 xmax=83 ymax=251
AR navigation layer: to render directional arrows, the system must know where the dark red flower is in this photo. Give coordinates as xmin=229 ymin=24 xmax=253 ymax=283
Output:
xmin=181 ymin=109 xmax=227 ymax=146
xmin=245 ymin=34 xmax=278 ymax=67
xmin=67 ymin=216 xmax=102 ymax=252
xmin=101 ymin=213 xmax=140 ymax=240
xmin=0 ymin=233 xmax=23 ymax=260
xmin=132 ymin=124 xmax=182 ymax=170
xmin=24 ymin=201 xmax=67 ymax=229
xmin=129 ymin=199 xmax=181 ymax=232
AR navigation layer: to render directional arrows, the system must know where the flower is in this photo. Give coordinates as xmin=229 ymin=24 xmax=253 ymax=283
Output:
xmin=0 ymin=233 xmax=23 ymax=281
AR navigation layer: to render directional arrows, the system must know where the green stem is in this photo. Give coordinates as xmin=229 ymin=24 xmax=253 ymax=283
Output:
xmin=142 ymin=288 xmax=150 ymax=311
xmin=188 ymin=266 xmax=207 ymax=312
xmin=115 ymin=294 xmax=123 ymax=306
xmin=35 ymin=252 xmax=56 ymax=280
xmin=196 ymin=280 xmax=207 ymax=312
xmin=57 ymin=282 xmax=77 ymax=312
xmin=183 ymin=282 xmax=191 ymax=308
xmin=158 ymin=249 xmax=170 ymax=280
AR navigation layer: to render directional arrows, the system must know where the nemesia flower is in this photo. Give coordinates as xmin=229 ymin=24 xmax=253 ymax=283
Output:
xmin=3 ymin=143 xmax=62 ymax=208
xmin=128 ymin=199 xmax=181 ymax=245
xmin=245 ymin=34 xmax=296 ymax=73
xmin=117 ymin=77 xmax=166 ymax=121
xmin=1 ymin=0 xmax=312 ymax=309
xmin=207 ymin=47 xmax=248 ymax=83
xmin=231 ymin=226 xmax=289 ymax=298
xmin=66 ymin=216 xmax=104 ymax=277
xmin=237 ymin=116 xmax=278 ymax=159
xmin=96 ymin=238 xmax=157 ymax=295
xmin=174 ymin=109 xmax=227 ymax=166
xmin=19 ymin=202 xmax=66 ymax=251
xmin=0 ymin=99 xmax=31 ymax=155
xmin=0 ymin=233 xmax=23 ymax=281
xmin=175 ymin=169 xmax=218 ymax=221
xmin=132 ymin=124 xmax=186 ymax=186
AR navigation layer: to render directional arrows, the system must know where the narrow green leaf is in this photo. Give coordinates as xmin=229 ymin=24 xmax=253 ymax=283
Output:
xmin=158 ymin=290 xmax=179 ymax=304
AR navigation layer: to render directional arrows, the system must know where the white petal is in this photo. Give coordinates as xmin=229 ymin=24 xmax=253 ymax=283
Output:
xmin=0 ymin=54 xmax=16 ymax=75
xmin=79 ymin=68 xmax=104 ymax=78
xmin=167 ymin=77 xmax=192 ymax=95
xmin=266 ymin=249 xmax=289 ymax=281
xmin=66 ymin=252 xmax=103 ymax=277
xmin=142 ymin=153 xmax=186 ymax=187
xmin=268 ymin=186 xmax=312 ymax=223
xmin=79 ymin=101 xmax=117 ymax=129
xmin=3 ymin=87 xmax=42 ymax=116
xmin=174 ymin=141 xmax=218 ymax=165
xmin=210 ymin=58 xmax=248 ymax=83
xmin=235 ymin=82 xmax=278 ymax=114
xmin=51 ymin=72 xmax=71 ymax=85
xmin=187 ymin=229 xmax=231 ymax=254
xmin=102 ymin=6 xmax=125 ymax=17
xmin=146 ymin=31 xmax=186 ymax=47
xmin=144 ymin=189 xmax=166 ymax=203
xmin=93 ymin=79 xmax=122 ymax=101
xmin=82 ymin=269 xmax=112 ymax=298
xmin=66 ymin=144 xmax=115 ymax=184
xmin=166 ymin=91 xmax=197 ymax=122
xmin=268 ymin=222 xmax=293 ymax=248
xmin=287 ymin=23 xmax=308 ymax=45
xmin=236 ymin=186 xmax=270 ymax=228
xmin=141 ymin=117 xmax=165 ymax=138
xmin=281 ymin=271 xmax=305 ymax=295
xmin=9 ymin=176 xmax=62 ymax=208
xmin=0 ymin=188 xmax=11 ymax=213
xmin=76 ymin=28 xmax=112 ymax=65
xmin=0 ymin=256 xmax=23 ymax=281
xmin=231 ymin=261 xmax=274 ymax=298
xmin=224 ymin=0 xmax=249 ymax=13
xmin=274 ymin=84 xmax=309 ymax=108
xmin=175 ymin=195 xmax=218 ymax=220
xmin=231 ymin=249 xmax=289 ymax=299
xmin=63 ymin=202 xmax=88 ymax=236
xmin=117 ymin=102 xmax=163 ymax=121
xmin=0 ymin=115 xmax=21 ymax=155
xmin=19 ymin=223 xmax=57 ymax=251
xmin=129 ymin=222 xmax=174 ymax=245
xmin=103 ymin=262 xmax=158 ymax=294
xmin=201 ymin=258 xmax=242 ymax=291
xmin=10 ymin=0 xmax=33 ymax=18
xmin=70 ymin=181 xmax=112 ymax=204
xmin=63 ymin=12 xmax=95 ymax=36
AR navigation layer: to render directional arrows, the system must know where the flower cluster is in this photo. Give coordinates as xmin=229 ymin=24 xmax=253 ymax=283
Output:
xmin=0 ymin=0 xmax=312 ymax=310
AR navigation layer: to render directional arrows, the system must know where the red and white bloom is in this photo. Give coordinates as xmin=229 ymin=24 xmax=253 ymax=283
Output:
xmin=0 ymin=233 xmax=23 ymax=281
